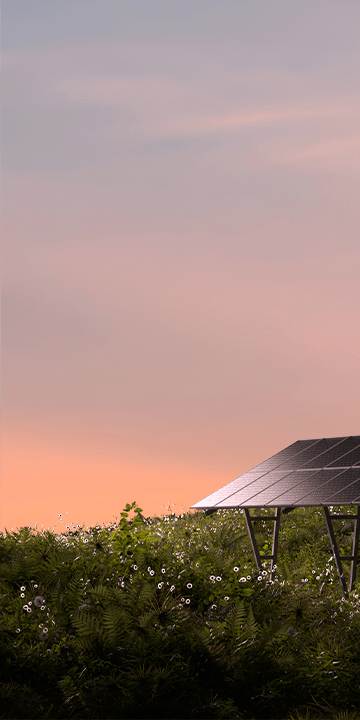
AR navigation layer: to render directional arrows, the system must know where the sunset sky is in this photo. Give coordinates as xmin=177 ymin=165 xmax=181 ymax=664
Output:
xmin=2 ymin=0 xmax=360 ymax=534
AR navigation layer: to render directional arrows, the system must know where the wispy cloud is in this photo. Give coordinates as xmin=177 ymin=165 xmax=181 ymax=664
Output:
xmin=56 ymin=69 xmax=360 ymax=139
xmin=157 ymin=103 xmax=360 ymax=137
xmin=259 ymin=132 xmax=360 ymax=170
xmin=56 ymin=75 xmax=186 ymax=106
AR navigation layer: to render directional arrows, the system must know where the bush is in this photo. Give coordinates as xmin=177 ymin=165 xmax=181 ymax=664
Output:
xmin=1 ymin=503 xmax=360 ymax=719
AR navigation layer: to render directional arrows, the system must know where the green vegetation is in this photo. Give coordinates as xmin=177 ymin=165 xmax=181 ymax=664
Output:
xmin=1 ymin=501 xmax=360 ymax=719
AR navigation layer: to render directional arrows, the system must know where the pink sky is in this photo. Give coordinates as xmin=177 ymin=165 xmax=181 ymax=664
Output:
xmin=2 ymin=0 xmax=360 ymax=534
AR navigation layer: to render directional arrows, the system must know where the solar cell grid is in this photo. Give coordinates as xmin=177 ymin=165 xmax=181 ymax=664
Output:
xmin=320 ymin=485 xmax=360 ymax=504
xmin=219 ymin=472 xmax=304 ymax=505
xmin=323 ymin=474 xmax=360 ymax=504
xmin=249 ymin=468 xmax=346 ymax=507
xmin=327 ymin=445 xmax=360 ymax=467
xmin=222 ymin=468 xmax=306 ymax=506
xmin=274 ymin=438 xmax=348 ymax=472
xmin=242 ymin=471 xmax=321 ymax=506
xmin=191 ymin=471 xmax=267 ymax=508
xmin=301 ymin=439 xmax=360 ymax=468
xmin=298 ymin=470 xmax=357 ymax=505
xmin=215 ymin=468 xmax=321 ymax=507
xmin=249 ymin=439 xmax=319 ymax=473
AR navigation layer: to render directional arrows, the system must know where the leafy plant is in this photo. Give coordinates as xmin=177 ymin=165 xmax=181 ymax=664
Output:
xmin=1 ymin=502 xmax=360 ymax=718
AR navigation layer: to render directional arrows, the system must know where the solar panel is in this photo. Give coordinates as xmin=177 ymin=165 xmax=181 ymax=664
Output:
xmin=190 ymin=436 xmax=360 ymax=509
xmin=190 ymin=437 xmax=360 ymax=599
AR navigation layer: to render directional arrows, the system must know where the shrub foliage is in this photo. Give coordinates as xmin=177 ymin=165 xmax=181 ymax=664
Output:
xmin=1 ymin=502 xmax=360 ymax=719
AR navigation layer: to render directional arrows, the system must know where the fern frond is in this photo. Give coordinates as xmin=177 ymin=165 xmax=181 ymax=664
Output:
xmin=71 ymin=611 xmax=100 ymax=638
xmin=226 ymin=599 xmax=247 ymax=640
xmin=274 ymin=646 xmax=296 ymax=666
xmin=61 ymin=577 xmax=84 ymax=615
xmin=137 ymin=611 xmax=154 ymax=630
xmin=106 ymin=586 xmax=128 ymax=606
xmin=137 ymin=581 xmax=156 ymax=610
xmin=150 ymin=542 xmax=173 ymax=568
xmin=102 ymin=606 xmax=132 ymax=644
xmin=37 ymin=557 xmax=61 ymax=586
xmin=192 ymin=624 xmax=212 ymax=649
xmin=226 ymin=601 xmax=260 ymax=657
xmin=205 ymin=541 xmax=221 ymax=566
xmin=246 ymin=605 xmax=259 ymax=640
xmin=11 ymin=556 xmax=38 ymax=582
xmin=73 ymin=634 xmax=96 ymax=654
xmin=90 ymin=584 xmax=111 ymax=602
xmin=276 ymin=561 xmax=291 ymax=581
xmin=266 ymin=623 xmax=292 ymax=644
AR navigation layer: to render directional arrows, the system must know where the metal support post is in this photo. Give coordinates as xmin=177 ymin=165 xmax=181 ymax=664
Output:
xmin=243 ymin=508 xmax=263 ymax=571
xmin=349 ymin=505 xmax=360 ymax=593
xmin=243 ymin=508 xmax=281 ymax=578
xmin=270 ymin=507 xmax=281 ymax=581
xmin=323 ymin=506 xmax=348 ymax=599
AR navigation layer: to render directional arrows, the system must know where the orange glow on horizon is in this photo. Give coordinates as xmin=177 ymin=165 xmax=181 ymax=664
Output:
xmin=0 ymin=430 xmax=225 ymax=536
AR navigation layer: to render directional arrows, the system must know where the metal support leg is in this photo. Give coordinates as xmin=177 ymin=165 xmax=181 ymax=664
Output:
xmin=243 ymin=508 xmax=263 ymax=571
xmin=243 ymin=508 xmax=281 ymax=579
xmin=270 ymin=507 xmax=281 ymax=581
xmin=323 ymin=506 xmax=348 ymax=599
xmin=349 ymin=505 xmax=360 ymax=592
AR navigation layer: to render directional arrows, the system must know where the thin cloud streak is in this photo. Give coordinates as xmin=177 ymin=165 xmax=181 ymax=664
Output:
xmin=55 ymin=71 xmax=360 ymax=138
xmin=157 ymin=103 xmax=360 ymax=137
xmin=260 ymin=132 xmax=360 ymax=169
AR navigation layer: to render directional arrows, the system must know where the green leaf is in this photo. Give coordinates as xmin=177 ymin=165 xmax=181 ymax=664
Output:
xmin=137 ymin=581 xmax=156 ymax=609
xmin=71 ymin=611 xmax=100 ymax=640
xmin=101 ymin=606 xmax=132 ymax=647
xmin=229 ymin=599 xmax=246 ymax=638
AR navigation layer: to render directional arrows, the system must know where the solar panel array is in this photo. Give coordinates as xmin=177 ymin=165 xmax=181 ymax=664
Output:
xmin=190 ymin=436 xmax=360 ymax=510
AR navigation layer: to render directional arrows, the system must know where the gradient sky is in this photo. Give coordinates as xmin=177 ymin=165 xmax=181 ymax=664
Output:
xmin=2 ymin=0 xmax=360 ymax=534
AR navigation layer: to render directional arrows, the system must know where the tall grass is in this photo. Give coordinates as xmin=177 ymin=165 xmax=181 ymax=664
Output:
xmin=1 ymin=502 xmax=360 ymax=719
